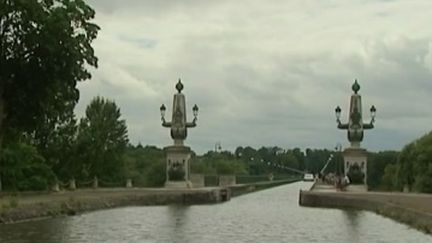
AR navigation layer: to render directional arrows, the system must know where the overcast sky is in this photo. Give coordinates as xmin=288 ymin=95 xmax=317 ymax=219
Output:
xmin=77 ymin=0 xmax=432 ymax=154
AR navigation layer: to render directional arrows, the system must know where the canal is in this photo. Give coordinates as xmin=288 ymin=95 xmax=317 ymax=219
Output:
xmin=0 ymin=182 xmax=431 ymax=243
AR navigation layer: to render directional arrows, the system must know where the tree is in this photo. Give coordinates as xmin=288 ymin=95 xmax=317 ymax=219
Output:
xmin=381 ymin=163 xmax=397 ymax=191
xmin=367 ymin=151 xmax=399 ymax=190
xmin=0 ymin=0 xmax=99 ymax=189
xmin=395 ymin=131 xmax=432 ymax=192
xmin=76 ymin=97 xmax=128 ymax=181
xmin=123 ymin=145 xmax=166 ymax=187
xmin=1 ymin=142 xmax=55 ymax=191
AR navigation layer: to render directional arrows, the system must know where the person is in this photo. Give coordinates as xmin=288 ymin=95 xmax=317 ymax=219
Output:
xmin=344 ymin=175 xmax=350 ymax=185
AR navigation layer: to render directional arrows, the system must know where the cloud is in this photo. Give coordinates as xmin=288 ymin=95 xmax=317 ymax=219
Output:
xmin=77 ymin=0 xmax=432 ymax=153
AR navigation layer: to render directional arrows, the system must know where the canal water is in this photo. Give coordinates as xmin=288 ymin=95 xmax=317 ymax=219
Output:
xmin=0 ymin=182 xmax=431 ymax=243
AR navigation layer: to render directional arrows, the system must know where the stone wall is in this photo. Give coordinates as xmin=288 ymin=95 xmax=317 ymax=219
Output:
xmin=219 ymin=175 xmax=236 ymax=186
xmin=190 ymin=174 xmax=205 ymax=188
xmin=299 ymin=190 xmax=432 ymax=234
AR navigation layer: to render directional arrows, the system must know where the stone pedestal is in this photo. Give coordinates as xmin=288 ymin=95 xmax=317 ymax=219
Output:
xmin=51 ymin=182 xmax=60 ymax=192
xmin=93 ymin=176 xmax=98 ymax=189
xmin=164 ymin=145 xmax=192 ymax=188
xmin=126 ymin=179 xmax=133 ymax=188
xmin=343 ymin=147 xmax=368 ymax=189
xmin=69 ymin=178 xmax=76 ymax=190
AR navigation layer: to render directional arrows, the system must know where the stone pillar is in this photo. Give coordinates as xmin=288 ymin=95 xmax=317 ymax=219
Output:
xmin=268 ymin=173 xmax=274 ymax=181
xmin=164 ymin=145 xmax=192 ymax=188
xmin=126 ymin=179 xmax=133 ymax=188
xmin=69 ymin=178 xmax=76 ymax=190
xmin=343 ymin=147 xmax=368 ymax=190
xmin=51 ymin=182 xmax=60 ymax=192
xmin=92 ymin=176 xmax=98 ymax=189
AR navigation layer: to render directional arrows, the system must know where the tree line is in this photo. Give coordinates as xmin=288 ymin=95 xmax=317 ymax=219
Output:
xmin=0 ymin=0 xmax=430 ymax=193
xmin=380 ymin=131 xmax=432 ymax=193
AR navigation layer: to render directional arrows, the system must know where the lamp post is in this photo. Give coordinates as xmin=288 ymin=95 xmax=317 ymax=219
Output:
xmin=215 ymin=142 xmax=221 ymax=152
xmin=160 ymin=79 xmax=199 ymax=188
xmin=160 ymin=79 xmax=198 ymax=146
xmin=335 ymin=80 xmax=376 ymax=148
xmin=334 ymin=80 xmax=376 ymax=190
xmin=335 ymin=143 xmax=342 ymax=176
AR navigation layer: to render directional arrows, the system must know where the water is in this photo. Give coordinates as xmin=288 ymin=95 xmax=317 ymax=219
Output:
xmin=0 ymin=182 xmax=431 ymax=243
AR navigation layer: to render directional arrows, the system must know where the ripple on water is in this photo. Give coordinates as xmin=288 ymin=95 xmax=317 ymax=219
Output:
xmin=0 ymin=182 xmax=431 ymax=243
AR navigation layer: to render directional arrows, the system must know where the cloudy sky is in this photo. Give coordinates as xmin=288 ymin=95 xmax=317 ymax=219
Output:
xmin=76 ymin=0 xmax=432 ymax=154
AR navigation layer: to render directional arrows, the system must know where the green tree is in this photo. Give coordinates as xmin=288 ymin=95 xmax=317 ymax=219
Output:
xmin=396 ymin=131 xmax=432 ymax=192
xmin=0 ymin=0 xmax=99 ymax=189
xmin=1 ymin=142 xmax=55 ymax=191
xmin=76 ymin=97 xmax=128 ymax=181
xmin=32 ymin=107 xmax=78 ymax=180
xmin=367 ymin=151 xmax=399 ymax=190
xmin=123 ymin=145 xmax=166 ymax=187
xmin=381 ymin=163 xmax=397 ymax=191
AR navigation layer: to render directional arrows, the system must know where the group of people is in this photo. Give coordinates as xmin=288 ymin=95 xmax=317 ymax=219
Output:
xmin=318 ymin=172 xmax=350 ymax=190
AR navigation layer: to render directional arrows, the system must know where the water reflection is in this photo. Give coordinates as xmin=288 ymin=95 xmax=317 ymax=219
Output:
xmin=342 ymin=210 xmax=361 ymax=242
xmin=0 ymin=182 xmax=431 ymax=243
xmin=166 ymin=205 xmax=189 ymax=243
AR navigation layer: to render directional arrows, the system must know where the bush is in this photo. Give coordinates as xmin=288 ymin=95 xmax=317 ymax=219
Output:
xmin=145 ymin=161 xmax=166 ymax=187
xmin=1 ymin=142 xmax=56 ymax=191
xmin=396 ymin=131 xmax=432 ymax=193
xmin=413 ymin=165 xmax=432 ymax=193
xmin=381 ymin=164 xmax=397 ymax=191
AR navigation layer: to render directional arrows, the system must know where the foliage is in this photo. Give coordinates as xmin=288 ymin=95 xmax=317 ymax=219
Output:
xmin=394 ymin=131 xmax=432 ymax=193
xmin=367 ymin=151 xmax=399 ymax=190
xmin=0 ymin=142 xmax=56 ymax=191
xmin=144 ymin=161 xmax=166 ymax=187
xmin=0 ymin=0 xmax=99 ymax=191
xmin=381 ymin=164 xmax=397 ymax=191
xmin=76 ymin=97 xmax=128 ymax=181
xmin=0 ymin=0 xmax=99 ymax=138
xmin=192 ymin=151 xmax=247 ymax=175
xmin=33 ymin=109 xmax=78 ymax=180
xmin=122 ymin=145 xmax=166 ymax=187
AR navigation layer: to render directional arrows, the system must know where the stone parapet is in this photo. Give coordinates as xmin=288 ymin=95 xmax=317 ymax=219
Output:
xmin=299 ymin=190 xmax=432 ymax=234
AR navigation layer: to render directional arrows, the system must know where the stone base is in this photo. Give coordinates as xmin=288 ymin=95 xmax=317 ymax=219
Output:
xmin=343 ymin=147 xmax=368 ymax=189
xmin=165 ymin=180 xmax=192 ymax=188
xmin=126 ymin=179 xmax=133 ymax=188
xmin=164 ymin=145 xmax=192 ymax=188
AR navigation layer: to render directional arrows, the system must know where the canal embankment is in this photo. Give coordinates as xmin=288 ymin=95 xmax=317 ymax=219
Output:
xmin=228 ymin=178 xmax=301 ymax=197
xmin=0 ymin=179 xmax=299 ymax=224
xmin=299 ymin=188 xmax=432 ymax=234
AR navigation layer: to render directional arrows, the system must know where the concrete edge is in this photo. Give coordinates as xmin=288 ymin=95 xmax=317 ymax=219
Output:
xmin=299 ymin=190 xmax=432 ymax=235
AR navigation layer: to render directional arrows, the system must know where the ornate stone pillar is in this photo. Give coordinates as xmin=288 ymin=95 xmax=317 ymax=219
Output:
xmin=160 ymin=79 xmax=198 ymax=188
xmin=335 ymin=80 xmax=376 ymax=189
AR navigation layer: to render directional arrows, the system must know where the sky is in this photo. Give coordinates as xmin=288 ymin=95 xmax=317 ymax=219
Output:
xmin=76 ymin=0 xmax=432 ymax=154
